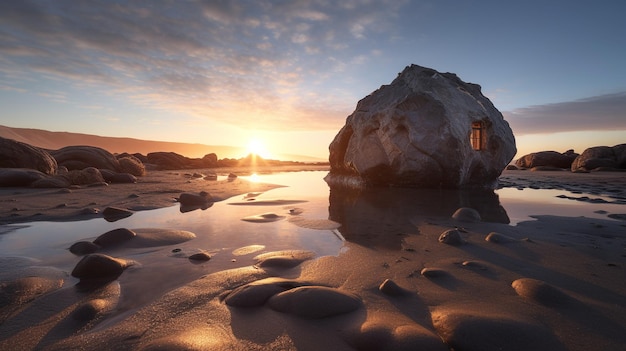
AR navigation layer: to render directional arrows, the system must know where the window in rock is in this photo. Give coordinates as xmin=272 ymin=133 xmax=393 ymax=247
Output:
xmin=471 ymin=121 xmax=485 ymax=150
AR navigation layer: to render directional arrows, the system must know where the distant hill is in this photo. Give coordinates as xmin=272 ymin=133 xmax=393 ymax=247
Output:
xmin=0 ymin=125 xmax=327 ymax=162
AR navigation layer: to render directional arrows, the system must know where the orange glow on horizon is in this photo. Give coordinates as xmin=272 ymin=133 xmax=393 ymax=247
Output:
xmin=246 ymin=138 xmax=272 ymax=159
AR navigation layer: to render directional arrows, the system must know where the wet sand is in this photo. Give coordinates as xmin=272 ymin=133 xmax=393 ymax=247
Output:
xmin=0 ymin=168 xmax=625 ymax=350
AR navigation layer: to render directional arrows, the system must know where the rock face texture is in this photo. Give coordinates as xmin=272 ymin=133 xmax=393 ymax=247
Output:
xmin=327 ymin=64 xmax=516 ymax=189
xmin=515 ymin=150 xmax=578 ymax=169
xmin=51 ymin=145 xmax=121 ymax=171
xmin=0 ymin=137 xmax=58 ymax=175
xmin=571 ymin=144 xmax=626 ymax=172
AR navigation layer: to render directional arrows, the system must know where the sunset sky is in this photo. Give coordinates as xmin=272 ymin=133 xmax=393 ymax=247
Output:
xmin=1 ymin=0 xmax=625 ymax=160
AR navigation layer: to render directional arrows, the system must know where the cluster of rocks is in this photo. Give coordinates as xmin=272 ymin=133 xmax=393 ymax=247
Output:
xmin=513 ymin=144 xmax=626 ymax=172
xmin=0 ymin=137 xmax=145 ymax=188
xmin=0 ymin=136 xmax=315 ymax=188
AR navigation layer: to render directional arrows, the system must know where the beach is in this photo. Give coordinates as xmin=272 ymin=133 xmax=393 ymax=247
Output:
xmin=0 ymin=168 xmax=625 ymax=350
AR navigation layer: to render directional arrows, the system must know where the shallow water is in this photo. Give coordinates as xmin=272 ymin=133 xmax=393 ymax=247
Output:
xmin=1 ymin=171 xmax=624 ymax=256
xmin=2 ymin=171 xmax=624 ymax=350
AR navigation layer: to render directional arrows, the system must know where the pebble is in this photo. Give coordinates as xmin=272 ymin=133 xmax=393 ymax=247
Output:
xmin=93 ymin=228 xmax=137 ymax=248
xmin=69 ymin=241 xmax=100 ymax=255
xmin=451 ymin=207 xmax=481 ymax=222
xmin=438 ymin=229 xmax=465 ymax=245
xmin=71 ymin=254 xmax=128 ymax=281
xmin=420 ymin=268 xmax=448 ymax=278
xmin=485 ymin=232 xmax=517 ymax=243
xmin=188 ymin=252 xmax=211 ymax=261
xmin=379 ymin=279 xmax=409 ymax=296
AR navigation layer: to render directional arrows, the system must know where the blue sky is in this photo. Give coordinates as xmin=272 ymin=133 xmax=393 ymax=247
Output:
xmin=1 ymin=0 xmax=625 ymax=159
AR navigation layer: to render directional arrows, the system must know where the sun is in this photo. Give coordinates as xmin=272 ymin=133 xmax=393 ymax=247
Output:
xmin=246 ymin=138 xmax=272 ymax=159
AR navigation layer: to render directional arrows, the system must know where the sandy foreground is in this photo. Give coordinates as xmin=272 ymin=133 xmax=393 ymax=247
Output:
xmin=0 ymin=167 xmax=625 ymax=350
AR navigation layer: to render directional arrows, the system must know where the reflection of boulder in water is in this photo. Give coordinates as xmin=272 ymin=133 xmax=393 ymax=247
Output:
xmin=328 ymin=186 xmax=509 ymax=250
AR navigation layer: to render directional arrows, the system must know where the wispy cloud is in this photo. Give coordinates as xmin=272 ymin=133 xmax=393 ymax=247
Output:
xmin=0 ymin=0 xmax=405 ymax=131
xmin=504 ymin=92 xmax=626 ymax=135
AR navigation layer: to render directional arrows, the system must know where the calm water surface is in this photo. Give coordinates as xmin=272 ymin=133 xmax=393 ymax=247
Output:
xmin=1 ymin=171 xmax=624 ymax=269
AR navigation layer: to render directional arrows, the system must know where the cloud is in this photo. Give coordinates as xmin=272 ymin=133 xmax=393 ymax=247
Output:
xmin=504 ymin=92 xmax=626 ymax=135
xmin=0 ymin=1 xmax=407 ymax=131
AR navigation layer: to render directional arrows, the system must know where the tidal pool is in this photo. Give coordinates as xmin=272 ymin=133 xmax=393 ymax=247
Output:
xmin=1 ymin=171 xmax=625 ymax=259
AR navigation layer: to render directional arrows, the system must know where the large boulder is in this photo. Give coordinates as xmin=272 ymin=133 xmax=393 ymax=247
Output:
xmin=51 ymin=145 xmax=120 ymax=172
xmin=515 ymin=150 xmax=578 ymax=169
xmin=571 ymin=144 xmax=626 ymax=172
xmin=0 ymin=137 xmax=57 ymax=175
xmin=327 ymin=64 xmax=516 ymax=189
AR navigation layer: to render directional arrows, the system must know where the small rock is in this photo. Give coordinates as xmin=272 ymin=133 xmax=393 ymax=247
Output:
xmin=71 ymin=254 xmax=128 ymax=281
xmin=93 ymin=228 xmax=137 ymax=248
xmin=178 ymin=192 xmax=212 ymax=206
xmin=438 ymin=229 xmax=465 ymax=245
xmin=204 ymin=173 xmax=218 ymax=180
xmin=420 ymin=268 xmax=448 ymax=278
xmin=268 ymin=286 xmax=362 ymax=318
xmin=511 ymin=278 xmax=574 ymax=307
xmin=224 ymin=278 xmax=303 ymax=308
xmin=379 ymin=279 xmax=409 ymax=296
xmin=102 ymin=207 xmax=133 ymax=221
xmin=451 ymin=207 xmax=481 ymax=222
xmin=69 ymin=241 xmax=100 ymax=255
xmin=485 ymin=232 xmax=517 ymax=243
xmin=71 ymin=299 xmax=108 ymax=321
xmin=188 ymin=252 xmax=211 ymax=261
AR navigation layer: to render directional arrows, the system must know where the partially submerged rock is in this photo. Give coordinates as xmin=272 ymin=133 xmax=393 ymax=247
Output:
xmin=327 ymin=64 xmax=516 ymax=189
xmin=71 ymin=254 xmax=129 ymax=281
xmin=177 ymin=191 xmax=212 ymax=206
xmin=102 ymin=207 xmax=133 ymax=221
xmin=93 ymin=228 xmax=137 ymax=248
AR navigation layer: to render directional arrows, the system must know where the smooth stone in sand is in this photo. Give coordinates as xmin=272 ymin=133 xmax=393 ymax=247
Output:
xmin=224 ymin=278 xmax=304 ymax=308
xmin=177 ymin=191 xmax=212 ymax=206
xmin=451 ymin=207 xmax=481 ymax=222
xmin=121 ymin=228 xmax=196 ymax=248
xmin=231 ymin=244 xmax=265 ymax=256
xmin=71 ymin=254 xmax=129 ymax=281
xmin=354 ymin=318 xmax=448 ymax=351
xmin=102 ymin=206 xmax=133 ymax=221
xmin=0 ymin=276 xmax=64 ymax=308
xmin=288 ymin=216 xmax=341 ymax=230
xmin=420 ymin=268 xmax=448 ymax=278
xmin=485 ymin=232 xmax=518 ymax=243
xmin=93 ymin=228 xmax=137 ymax=248
xmin=268 ymin=286 xmax=362 ymax=318
xmin=71 ymin=298 xmax=110 ymax=321
xmin=511 ymin=278 xmax=575 ymax=307
xmin=432 ymin=309 xmax=567 ymax=351
xmin=254 ymin=250 xmax=315 ymax=268
xmin=438 ymin=229 xmax=465 ymax=245
xmin=241 ymin=212 xmax=286 ymax=223
xmin=379 ymin=279 xmax=410 ymax=296
xmin=69 ymin=241 xmax=100 ymax=255
xmin=188 ymin=252 xmax=211 ymax=261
